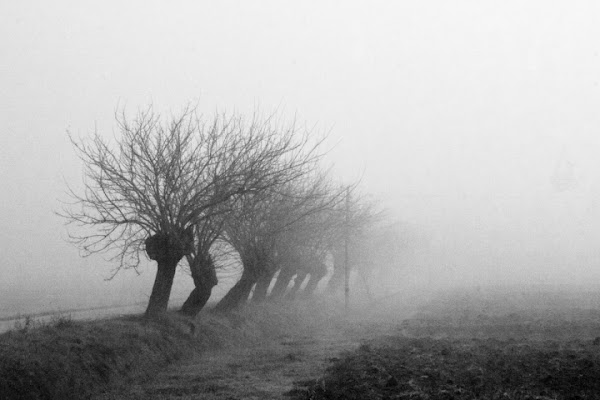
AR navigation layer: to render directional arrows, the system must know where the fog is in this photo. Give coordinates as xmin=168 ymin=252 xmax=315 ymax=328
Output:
xmin=2 ymin=1 xmax=600 ymax=317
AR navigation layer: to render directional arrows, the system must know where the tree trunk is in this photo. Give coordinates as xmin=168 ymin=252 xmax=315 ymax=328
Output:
xmin=145 ymin=259 xmax=179 ymax=317
xmin=302 ymin=263 xmax=327 ymax=297
xmin=144 ymin=230 xmax=194 ymax=318
xmin=285 ymin=270 xmax=308 ymax=300
xmin=214 ymin=268 xmax=256 ymax=313
xmin=252 ymin=269 xmax=277 ymax=303
xmin=180 ymin=253 xmax=218 ymax=317
xmin=326 ymin=249 xmax=345 ymax=294
xmin=180 ymin=285 xmax=214 ymax=317
xmin=269 ymin=267 xmax=295 ymax=300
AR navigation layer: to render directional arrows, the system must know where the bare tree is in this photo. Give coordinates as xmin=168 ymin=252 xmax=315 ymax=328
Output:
xmin=62 ymin=105 xmax=313 ymax=317
xmin=178 ymin=220 xmax=221 ymax=316
xmin=325 ymin=193 xmax=384 ymax=295
xmin=212 ymin=187 xmax=287 ymax=312
xmin=177 ymin=111 xmax=328 ymax=316
xmin=267 ymin=200 xmax=340 ymax=301
xmin=215 ymin=172 xmax=345 ymax=311
xmin=350 ymin=219 xmax=420 ymax=299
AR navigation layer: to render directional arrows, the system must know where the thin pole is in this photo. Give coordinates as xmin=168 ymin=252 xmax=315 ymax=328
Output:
xmin=344 ymin=186 xmax=350 ymax=311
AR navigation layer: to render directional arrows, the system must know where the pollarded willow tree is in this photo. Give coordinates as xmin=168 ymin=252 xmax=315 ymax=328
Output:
xmin=321 ymin=194 xmax=417 ymax=301
xmin=214 ymin=172 xmax=346 ymax=312
xmin=266 ymin=195 xmax=343 ymax=301
xmin=62 ymin=104 xmax=323 ymax=317
xmin=177 ymin=111 xmax=327 ymax=317
xmin=325 ymin=193 xmax=384 ymax=295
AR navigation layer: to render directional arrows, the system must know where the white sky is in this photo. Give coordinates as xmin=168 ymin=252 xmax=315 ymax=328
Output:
xmin=2 ymin=1 xmax=600 ymax=313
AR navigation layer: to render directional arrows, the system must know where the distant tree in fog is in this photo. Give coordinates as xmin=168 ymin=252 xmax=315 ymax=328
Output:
xmin=350 ymin=219 xmax=413 ymax=299
xmin=266 ymin=188 xmax=346 ymax=301
xmin=177 ymin=112 xmax=327 ymax=317
xmin=325 ymin=193 xmax=384 ymax=295
xmin=214 ymin=173 xmax=345 ymax=312
xmin=62 ymin=105 xmax=323 ymax=317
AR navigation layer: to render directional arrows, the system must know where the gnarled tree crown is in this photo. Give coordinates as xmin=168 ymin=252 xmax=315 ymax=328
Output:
xmin=61 ymin=104 xmax=327 ymax=276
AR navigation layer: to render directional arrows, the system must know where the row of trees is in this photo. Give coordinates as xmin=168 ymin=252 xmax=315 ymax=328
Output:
xmin=62 ymin=105 xmax=405 ymax=318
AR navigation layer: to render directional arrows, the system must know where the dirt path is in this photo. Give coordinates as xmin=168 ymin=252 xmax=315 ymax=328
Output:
xmin=95 ymin=316 xmax=402 ymax=400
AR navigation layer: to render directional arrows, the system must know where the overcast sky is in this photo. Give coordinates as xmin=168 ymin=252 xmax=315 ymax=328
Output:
xmin=2 ymin=1 xmax=600 ymax=314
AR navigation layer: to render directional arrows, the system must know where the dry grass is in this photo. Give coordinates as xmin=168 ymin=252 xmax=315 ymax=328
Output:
xmin=93 ymin=299 xmax=359 ymax=400
xmin=0 ymin=313 xmax=196 ymax=400
xmin=0 ymin=299 xmax=347 ymax=400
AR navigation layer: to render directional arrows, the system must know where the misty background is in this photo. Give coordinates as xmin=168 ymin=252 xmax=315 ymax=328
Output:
xmin=2 ymin=1 xmax=600 ymax=317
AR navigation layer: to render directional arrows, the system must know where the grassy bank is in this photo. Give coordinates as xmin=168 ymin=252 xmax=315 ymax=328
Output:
xmin=0 ymin=301 xmax=344 ymax=400
xmin=0 ymin=313 xmax=196 ymax=400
